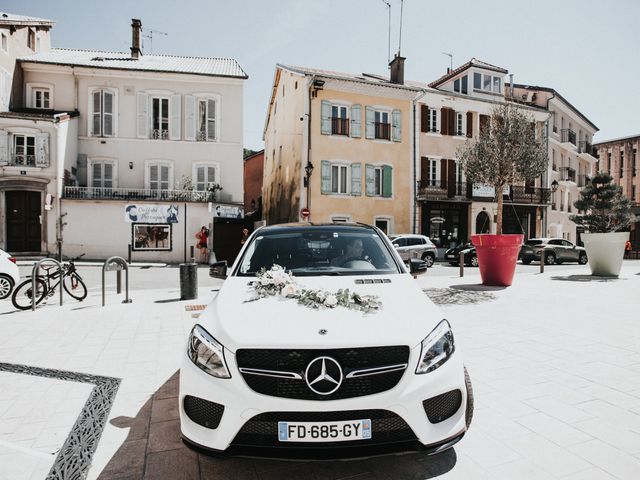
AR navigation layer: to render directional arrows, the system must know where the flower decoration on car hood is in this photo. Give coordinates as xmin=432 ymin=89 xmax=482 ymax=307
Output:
xmin=245 ymin=265 xmax=382 ymax=313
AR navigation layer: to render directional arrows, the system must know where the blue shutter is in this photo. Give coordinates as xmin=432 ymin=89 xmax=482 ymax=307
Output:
xmin=392 ymin=109 xmax=401 ymax=142
xmin=350 ymin=105 xmax=361 ymax=138
xmin=382 ymin=165 xmax=393 ymax=197
xmin=365 ymin=164 xmax=375 ymax=196
xmin=321 ymin=101 xmax=331 ymax=135
xmin=321 ymin=160 xmax=331 ymax=194
xmin=350 ymin=163 xmax=362 ymax=196
xmin=365 ymin=106 xmax=375 ymax=139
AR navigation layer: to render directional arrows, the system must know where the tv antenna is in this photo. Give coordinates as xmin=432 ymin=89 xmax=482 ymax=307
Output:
xmin=398 ymin=0 xmax=404 ymax=55
xmin=142 ymin=28 xmax=168 ymax=54
xmin=381 ymin=0 xmax=391 ymax=64
xmin=442 ymin=52 xmax=453 ymax=71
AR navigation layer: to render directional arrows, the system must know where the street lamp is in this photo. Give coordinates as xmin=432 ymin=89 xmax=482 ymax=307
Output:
xmin=551 ymin=180 xmax=559 ymax=193
xmin=303 ymin=161 xmax=314 ymax=187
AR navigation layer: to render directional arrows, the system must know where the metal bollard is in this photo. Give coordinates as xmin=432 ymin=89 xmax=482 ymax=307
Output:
xmin=127 ymin=244 xmax=132 ymax=264
xmin=116 ymin=270 xmax=122 ymax=294
xmin=180 ymin=262 xmax=198 ymax=300
xmin=540 ymin=251 xmax=545 ymax=274
xmin=190 ymin=245 xmax=195 ymax=263
xmin=459 ymin=251 xmax=465 ymax=277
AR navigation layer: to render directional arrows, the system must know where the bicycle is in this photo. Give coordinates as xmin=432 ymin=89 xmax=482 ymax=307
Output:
xmin=11 ymin=254 xmax=88 ymax=310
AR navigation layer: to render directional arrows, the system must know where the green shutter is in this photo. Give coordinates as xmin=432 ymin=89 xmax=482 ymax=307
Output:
xmin=391 ymin=109 xmax=401 ymax=142
xmin=351 ymin=104 xmax=361 ymax=138
xmin=382 ymin=165 xmax=392 ymax=197
xmin=321 ymin=100 xmax=331 ymax=135
xmin=365 ymin=164 xmax=375 ymax=196
xmin=350 ymin=163 xmax=362 ymax=195
xmin=365 ymin=106 xmax=375 ymax=139
xmin=321 ymin=160 xmax=331 ymax=194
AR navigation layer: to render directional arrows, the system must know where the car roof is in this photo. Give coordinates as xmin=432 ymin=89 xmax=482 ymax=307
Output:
xmin=257 ymin=222 xmax=378 ymax=234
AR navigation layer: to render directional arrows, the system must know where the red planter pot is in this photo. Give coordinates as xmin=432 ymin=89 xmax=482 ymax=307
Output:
xmin=471 ymin=234 xmax=524 ymax=286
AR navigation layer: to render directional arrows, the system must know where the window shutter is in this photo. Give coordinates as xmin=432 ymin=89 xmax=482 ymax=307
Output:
xmin=184 ymin=95 xmax=196 ymax=141
xmin=0 ymin=130 xmax=8 ymax=164
xmin=104 ymin=162 xmax=113 ymax=188
xmin=440 ymin=108 xmax=448 ymax=135
xmin=391 ymin=109 xmax=401 ymax=142
xmin=466 ymin=111 xmax=473 ymax=138
xmin=207 ymin=99 xmax=216 ymax=141
xmin=321 ymin=100 xmax=331 ymax=135
xmin=170 ymin=94 xmax=181 ymax=140
xmin=103 ymin=91 xmax=114 ymax=136
xmin=92 ymin=163 xmax=102 ymax=186
xmin=35 ymin=132 xmax=49 ymax=167
xmin=92 ymin=91 xmax=101 ymax=136
xmin=382 ymin=165 xmax=393 ymax=197
xmin=447 ymin=108 xmax=455 ymax=136
xmin=365 ymin=106 xmax=375 ymax=139
xmin=350 ymin=163 xmax=362 ymax=195
xmin=137 ymin=92 xmax=149 ymax=139
xmin=149 ymin=165 xmax=158 ymax=189
xmin=420 ymin=156 xmax=429 ymax=183
xmin=421 ymin=105 xmax=428 ymax=133
xmin=321 ymin=160 xmax=331 ymax=194
xmin=365 ymin=164 xmax=375 ymax=196
xmin=440 ymin=159 xmax=448 ymax=189
xmin=350 ymin=104 xmax=361 ymax=138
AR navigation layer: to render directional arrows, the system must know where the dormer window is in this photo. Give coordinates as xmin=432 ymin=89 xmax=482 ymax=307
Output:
xmin=453 ymin=75 xmax=468 ymax=94
xmin=473 ymin=72 xmax=502 ymax=94
xmin=32 ymin=88 xmax=50 ymax=109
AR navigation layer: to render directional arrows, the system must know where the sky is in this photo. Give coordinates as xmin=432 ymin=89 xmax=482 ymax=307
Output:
xmin=5 ymin=0 xmax=640 ymax=150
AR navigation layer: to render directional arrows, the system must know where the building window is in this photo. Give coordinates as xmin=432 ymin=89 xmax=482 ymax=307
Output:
xmin=453 ymin=75 xmax=468 ymax=94
xmin=374 ymin=110 xmax=390 ymax=140
xmin=151 ymin=97 xmax=169 ymax=140
xmin=194 ymin=164 xmax=218 ymax=191
xmin=633 ymin=148 xmax=637 ymax=177
xmin=429 ymin=158 xmax=438 ymax=186
xmin=27 ymin=28 xmax=35 ymax=50
xmin=147 ymin=162 xmax=172 ymax=190
xmin=631 ymin=186 xmax=636 ymax=201
xmin=1 ymin=33 xmax=7 ymax=52
xmin=620 ymin=148 xmax=624 ymax=178
xmin=373 ymin=166 xmax=383 ymax=196
xmin=552 ymin=149 xmax=557 ymax=171
xmin=374 ymin=218 xmax=390 ymax=235
xmin=428 ymin=108 xmax=437 ymax=133
xmin=90 ymin=89 xmax=115 ymax=137
xmin=473 ymin=72 xmax=502 ymax=93
xmin=366 ymin=164 xmax=392 ymax=197
xmin=331 ymin=164 xmax=349 ymax=194
xmin=331 ymin=105 xmax=349 ymax=136
xmin=12 ymin=134 xmax=36 ymax=166
xmin=32 ymin=88 xmax=50 ymax=109
xmin=90 ymin=161 xmax=115 ymax=188
xmin=197 ymin=98 xmax=216 ymax=141
xmin=455 ymin=112 xmax=465 ymax=136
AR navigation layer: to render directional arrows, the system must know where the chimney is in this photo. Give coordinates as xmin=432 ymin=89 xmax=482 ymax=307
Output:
xmin=389 ymin=53 xmax=406 ymax=85
xmin=131 ymin=18 xmax=142 ymax=59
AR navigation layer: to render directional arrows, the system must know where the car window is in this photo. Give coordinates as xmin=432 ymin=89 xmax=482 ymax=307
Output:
xmin=407 ymin=238 xmax=423 ymax=247
xmin=548 ymin=240 xmax=562 ymax=245
xmin=393 ymin=238 xmax=408 ymax=247
xmin=525 ymin=239 xmax=544 ymax=246
xmin=237 ymin=228 xmax=400 ymax=276
xmin=562 ymin=240 xmax=574 ymax=247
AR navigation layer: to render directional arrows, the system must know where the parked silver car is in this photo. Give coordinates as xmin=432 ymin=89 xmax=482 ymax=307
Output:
xmin=389 ymin=234 xmax=437 ymax=267
xmin=519 ymin=238 xmax=588 ymax=265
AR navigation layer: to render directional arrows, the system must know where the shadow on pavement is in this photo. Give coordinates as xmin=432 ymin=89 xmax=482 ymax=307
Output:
xmin=98 ymin=371 xmax=458 ymax=480
xmin=550 ymin=275 xmax=625 ymax=282
xmin=154 ymin=298 xmax=184 ymax=303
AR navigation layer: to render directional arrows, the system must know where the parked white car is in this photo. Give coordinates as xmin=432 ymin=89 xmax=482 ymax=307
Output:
xmin=0 ymin=249 xmax=19 ymax=300
xmin=180 ymin=223 xmax=472 ymax=457
xmin=389 ymin=234 xmax=437 ymax=267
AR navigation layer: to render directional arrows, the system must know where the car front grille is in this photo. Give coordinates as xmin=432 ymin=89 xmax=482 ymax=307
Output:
xmin=422 ymin=390 xmax=462 ymax=423
xmin=232 ymin=409 xmax=417 ymax=448
xmin=235 ymin=346 xmax=410 ymax=400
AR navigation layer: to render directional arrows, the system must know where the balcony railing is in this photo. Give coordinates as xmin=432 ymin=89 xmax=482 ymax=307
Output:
xmin=151 ymin=128 xmax=169 ymax=140
xmin=560 ymin=129 xmax=576 ymax=145
xmin=578 ymin=140 xmax=593 ymax=155
xmin=331 ymin=117 xmax=349 ymax=136
xmin=374 ymin=122 xmax=390 ymax=140
xmin=577 ymin=174 xmax=590 ymax=187
xmin=64 ymin=186 xmax=215 ymax=202
xmin=416 ymin=180 xmax=467 ymax=200
xmin=507 ymin=185 xmax=551 ymax=204
xmin=417 ymin=181 xmax=550 ymax=204
xmin=9 ymin=154 xmax=38 ymax=167
xmin=560 ymin=167 xmax=576 ymax=183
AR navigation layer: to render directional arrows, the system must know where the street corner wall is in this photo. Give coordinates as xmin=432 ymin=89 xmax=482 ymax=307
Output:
xmin=61 ymin=199 xmax=212 ymax=263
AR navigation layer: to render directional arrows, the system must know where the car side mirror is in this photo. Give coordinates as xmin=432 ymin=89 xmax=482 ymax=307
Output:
xmin=209 ymin=260 xmax=228 ymax=279
xmin=393 ymin=244 xmax=399 ymax=249
xmin=409 ymin=258 xmax=426 ymax=274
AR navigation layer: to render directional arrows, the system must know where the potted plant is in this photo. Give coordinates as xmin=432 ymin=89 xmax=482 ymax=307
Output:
xmin=570 ymin=172 xmax=634 ymax=277
xmin=457 ymin=104 xmax=548 ymax=286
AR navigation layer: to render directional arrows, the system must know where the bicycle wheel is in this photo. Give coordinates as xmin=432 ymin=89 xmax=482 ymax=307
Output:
xmin=63 ymin=273 xmax=88 ymax=301
xmin=11 ymin=278 xmax=48 ymax=310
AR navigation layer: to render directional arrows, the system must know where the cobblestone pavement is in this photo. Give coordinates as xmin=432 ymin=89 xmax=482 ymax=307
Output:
xmin=0 ymin=262 xmax=639 ymax=479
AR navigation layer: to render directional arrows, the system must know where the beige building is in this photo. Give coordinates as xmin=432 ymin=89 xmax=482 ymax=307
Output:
xmin=263 ymin=59 xmax=420 ymax=234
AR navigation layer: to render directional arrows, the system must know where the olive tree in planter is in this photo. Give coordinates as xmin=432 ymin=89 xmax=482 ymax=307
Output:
xmin=570 ymin=172 xmax=635 ymax=277
xmin=457 ymin=104 xmax=548 ymax=286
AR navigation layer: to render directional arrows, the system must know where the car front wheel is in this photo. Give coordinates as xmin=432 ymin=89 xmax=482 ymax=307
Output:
xmin=545 ymin=252 xmax=556 ymax=265
xmin=0 ymin=274 xmax=14 ymax=300
xmin=578 ymin=253 xmax=588 ymax=264
xmin=469 ymin=255 xmax=479 ymax=267
xmin=422 ymin=253 xmax=435 ymax=268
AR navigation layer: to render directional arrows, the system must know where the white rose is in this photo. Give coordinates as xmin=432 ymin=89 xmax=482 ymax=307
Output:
xmin=281 ymin=283 xmax=299 ymax=297
xmin=260 ymin=276 xmax=272 ymax=286
xmin=324 ymin=295 xmax=338 ymax=307
xmin=316 ymin=291 xmax=326 ymax=302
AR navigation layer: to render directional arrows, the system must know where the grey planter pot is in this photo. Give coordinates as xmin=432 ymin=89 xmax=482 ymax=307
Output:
xmin=581 ymin=231 xmax=629 ymax=277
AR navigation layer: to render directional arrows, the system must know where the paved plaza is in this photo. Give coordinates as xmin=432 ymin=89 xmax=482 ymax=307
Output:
xmin=0 ymin=261 xmax=639 ymax=479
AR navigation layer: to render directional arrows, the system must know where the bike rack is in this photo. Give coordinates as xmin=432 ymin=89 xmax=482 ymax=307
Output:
xmin=31 ymin=258 xmax=64 ymax=311
xmin=102 ymin=256 xmax=132 ymax=307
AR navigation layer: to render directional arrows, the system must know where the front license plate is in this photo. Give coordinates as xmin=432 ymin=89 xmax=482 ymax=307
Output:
xmin=278 ymin=419 xmax=372 ymax=442
xmin=446 ymin=254 xmax=455 ymax=259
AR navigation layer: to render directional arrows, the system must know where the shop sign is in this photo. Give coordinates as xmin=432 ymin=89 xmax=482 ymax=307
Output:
xmin=214 ymin=204 xmax=244 ymax=218
xmin=472 ymin=184 xmax=510 ymax=197
xmin=125 ymin=204 xmax=179 ymax=223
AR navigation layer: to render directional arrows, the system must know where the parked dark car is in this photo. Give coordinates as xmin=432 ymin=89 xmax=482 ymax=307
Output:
xmin=519 ymin=238 xmax=588 ymax=265
xmin=445 ymin=242 xmax=478 ymax=267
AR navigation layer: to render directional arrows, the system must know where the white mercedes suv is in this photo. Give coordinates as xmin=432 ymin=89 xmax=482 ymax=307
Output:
xmin=179 ymin=223 xmax=472 ymax=457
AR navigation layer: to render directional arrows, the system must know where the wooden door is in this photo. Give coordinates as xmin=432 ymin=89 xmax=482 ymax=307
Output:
xmin=6 ymin=191 xmax=42 ymax=252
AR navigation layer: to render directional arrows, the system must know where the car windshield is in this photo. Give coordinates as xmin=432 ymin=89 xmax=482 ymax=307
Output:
xmin=525 ymin=239 xmax=545 ymax=246
xmin=236 ymin=227 xmax=401 ymax=276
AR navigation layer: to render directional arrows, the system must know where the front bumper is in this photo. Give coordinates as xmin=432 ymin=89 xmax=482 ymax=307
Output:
xmin=179 ymin=345 xmax=467 ymax=455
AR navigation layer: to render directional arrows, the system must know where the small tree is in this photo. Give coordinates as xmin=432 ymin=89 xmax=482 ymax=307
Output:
xmin=457 ymin=104 xmax=548 ymax=234
xmin=570 ymin=172 xmax=634 ymax=233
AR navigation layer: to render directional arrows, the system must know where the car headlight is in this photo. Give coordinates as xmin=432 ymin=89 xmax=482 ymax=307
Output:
xmin=416 ymin=319 xmax=455 ymax=374
xmin=187 ymin=324 xmax=231 ymax=378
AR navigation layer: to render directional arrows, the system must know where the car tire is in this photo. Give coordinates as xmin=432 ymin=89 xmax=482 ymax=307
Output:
xmin=469 ymin=255 xmax=479 ymax=267
xmin=464 ymin=367 xmax=474 ymax=429
xmin=449 ymin=262 xmax=458 ymax=266
xmin=579 ymin=253 xmax=588 ymax=265
xmin=422 ymin=253 xmax=435 ymax=268
xmin=0 ymin=274 xmax=14 ymax=300
xmin=545 ymin=252 xmax=556 ymax=265
xmin=521 ymin=259 xmax=531 ymax=265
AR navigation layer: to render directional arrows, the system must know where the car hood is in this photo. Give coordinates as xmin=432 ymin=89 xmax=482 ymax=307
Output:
xmin=198 ymin=275 xmax=443 ymax=353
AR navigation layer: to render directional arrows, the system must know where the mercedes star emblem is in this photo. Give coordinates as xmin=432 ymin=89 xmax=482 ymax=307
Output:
xmin=305 ymin=356 xmax=343 ymax=395
xmin=318 ymin=329 xmax=328 ymax=335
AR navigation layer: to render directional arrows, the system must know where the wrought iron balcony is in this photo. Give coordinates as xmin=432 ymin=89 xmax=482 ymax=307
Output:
xmin=64 ymin=186 xmax=215 ymax=202
xmin=560 ymin=129 xmax=576 ymax=145
xmin=374 ymin=122 xmax=390 ymax=140
xmin=506 ymin=185 xmax=551 ymax=204
xmin=331 ymin=117 xmax=349 ymax=136
xmin=559 ymin=167 xmax=576 ymax=183
xmin=151 ymin=129 xmax=169 ymax=140
xmin=578 ymin=140 xmax=593 ymax=155
xmin=416 ymin=180 xmax=468 ymax=200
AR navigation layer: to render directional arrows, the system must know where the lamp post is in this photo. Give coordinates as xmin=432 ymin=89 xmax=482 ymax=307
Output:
xmin=551 ymin=179 xmax=559 ymax=193
xmin=304 ymin=161 xmax=314 ymax=218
